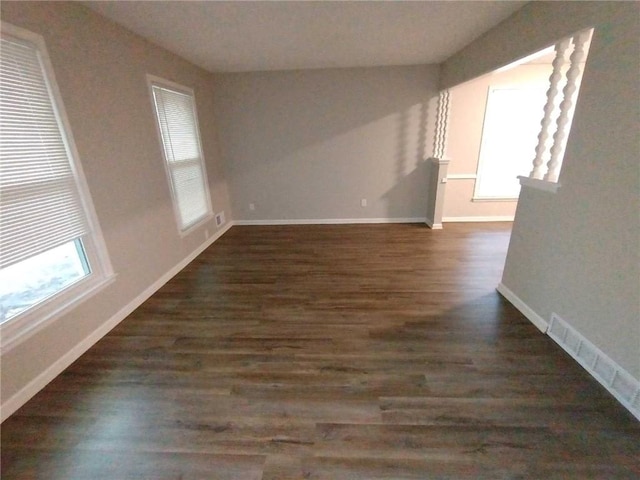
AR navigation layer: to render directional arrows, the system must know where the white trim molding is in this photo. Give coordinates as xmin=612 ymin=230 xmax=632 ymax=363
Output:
xmin=443 ymin=216 xmax=515 ymax=223
xmin=547 ymin=313 xmax=640 ymax=421
xmin=519 ymin=175 xmax=561 ymax=194
xmin=496 ymin=283 xmax=548 ymax=332
xmin=471 ymin=197 xmax=518 ymax=203
xmin=447 ymin=173 xmax=477 ymax=180
xmin=425 ymin=219 xmax=443 ymax=230
xmin=234 ymin=217 xmax=427 ymax=226
xmin=0 ymin=222 xmax=233 ymax=422
xmin=0 ymin=274 xmax=117 ymax=353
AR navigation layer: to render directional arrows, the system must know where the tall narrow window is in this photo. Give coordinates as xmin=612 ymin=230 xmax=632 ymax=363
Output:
xmin=0 ymin=23 xmax=113 ymax=349
xmin=148 ymin=76 xmax=212 ymax=232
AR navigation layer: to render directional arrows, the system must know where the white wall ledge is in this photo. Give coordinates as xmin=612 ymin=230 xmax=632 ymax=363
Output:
xmin=428 ymin=157 xmax=450 ymax=166
xmin=443 ymin=215 xmax=514 ymax=223
xmin=447 ymin=173 xmax=477 ymax=180
xmin=518 ymin=175 xmax=561 ymax=193
xmin=471 ymin=197 xmax=518 ymax=203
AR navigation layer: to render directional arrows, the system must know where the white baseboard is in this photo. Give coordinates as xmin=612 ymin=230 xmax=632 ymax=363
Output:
xmin=496 ymin=283 xmax=548 ymax=333
xmin=425 ymin=218 xmax=443 ymax=230
xmin=0 ymin=222 xmax=233 ymax=423
xmin=548 ymin=313 xmax=640 ymax=421
xmin=443 ymin=215 xmax=515 ymax=223
xmin=497 ymin=284 xmax=640 ymax=421
xmin=234 ymin=217 xmax=427 ymax=226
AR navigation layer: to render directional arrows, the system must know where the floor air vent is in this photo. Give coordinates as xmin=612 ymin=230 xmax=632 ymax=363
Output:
xmin=548 ymin=313 xmax=640 ymax=421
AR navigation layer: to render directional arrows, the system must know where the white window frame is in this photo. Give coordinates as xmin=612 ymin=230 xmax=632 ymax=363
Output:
xmin=0 ymin=22 xmax=115 ymax=352
xmin=146 ymin=75 xmax=213 ymax=235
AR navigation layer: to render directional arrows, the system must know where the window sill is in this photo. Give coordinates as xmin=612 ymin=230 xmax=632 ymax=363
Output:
xmin=0 ymin=272 xmax=117 ymax=353
xmin=178 ymin=213 xmax=214 ymax=238
xmin=518 ymin=176 xmax=561 ymax=193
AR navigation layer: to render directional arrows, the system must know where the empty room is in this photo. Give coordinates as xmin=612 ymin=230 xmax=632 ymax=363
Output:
xmin=0 ymin=1 xmax=638 ymax=479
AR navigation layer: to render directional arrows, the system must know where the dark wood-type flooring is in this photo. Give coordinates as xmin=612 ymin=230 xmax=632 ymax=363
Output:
xmin=2 ymin=223 xmax=639 ymax=479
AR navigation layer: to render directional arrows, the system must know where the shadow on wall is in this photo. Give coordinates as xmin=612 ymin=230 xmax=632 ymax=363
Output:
xmin=216 ymin=67 xmax=435 ymax=165
xmin=383 ymin=95 xmax=438 ymax=219
xmin=212 ymin=65 xmax=440 ymax=220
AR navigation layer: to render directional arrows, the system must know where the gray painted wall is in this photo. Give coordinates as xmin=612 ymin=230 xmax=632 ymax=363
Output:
xmin=444 ymin=1 xmax=639 ymax=378
xmin=214 ymin=66 xmax=440 ymax=222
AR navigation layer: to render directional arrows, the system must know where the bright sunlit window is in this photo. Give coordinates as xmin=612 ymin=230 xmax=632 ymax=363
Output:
xmin=474 ymin=87 xmax=549 ymax=199
xmin=0 ymin=23 xmax=113 ymax=349
xmin=0 ymin=241 xmax=89 ymax=322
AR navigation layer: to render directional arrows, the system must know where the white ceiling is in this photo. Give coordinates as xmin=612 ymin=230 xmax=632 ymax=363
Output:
xmin=85 ymin=1 xmax=527 ymax=73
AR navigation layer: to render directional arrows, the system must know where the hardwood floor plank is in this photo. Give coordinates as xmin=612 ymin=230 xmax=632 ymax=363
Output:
xmin=2 ymin=223 xmax=638 ymax=479
xmin=1 ymin=449 xmax=265 ymax=480
xmin=379 ymin=396 xmax=640 ymax=430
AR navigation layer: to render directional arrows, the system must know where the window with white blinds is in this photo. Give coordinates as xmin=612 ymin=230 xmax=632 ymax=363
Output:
xmin=0 ymin=35 xmax=90 ymax=268
xmin=149 ymin=78 xmax=212 ymax=232
xmin=0 ymin=23 xmax=113 ymax=349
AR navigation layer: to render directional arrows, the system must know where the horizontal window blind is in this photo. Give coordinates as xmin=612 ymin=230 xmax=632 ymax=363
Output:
xmin=0 ymin=35 xmax=88 ymax=269
xmin=151 ymin=84 xmax=210 ymax=230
